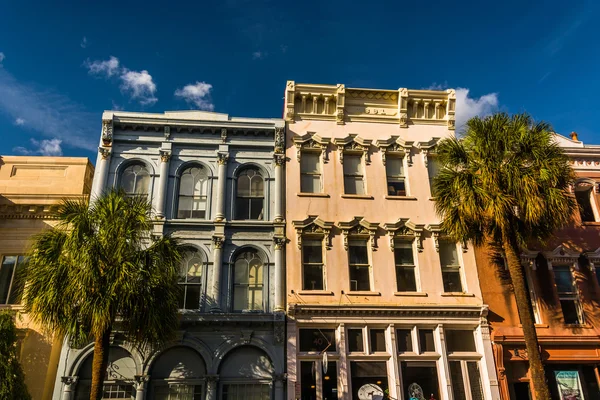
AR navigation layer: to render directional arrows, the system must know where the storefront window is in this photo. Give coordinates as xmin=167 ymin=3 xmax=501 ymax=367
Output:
xmin=300 ymin=361 xmax=317 ymax=400
xmin=350 ymin=362 xmax=388 ymax=400
xmin=299 ymin=329 xmax=336 ymax=352
xmin=401 ymin=361 xmax=440 ymax=400
xmin=396 ymin=329 xmax=413 ymax=353
xmin=300 ymin=361 xmax=338 ymax=400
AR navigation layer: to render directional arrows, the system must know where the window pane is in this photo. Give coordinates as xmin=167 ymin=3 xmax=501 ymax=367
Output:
xmin=419 ymin=329 xmax=435 ymax=353
xmin=349 ymin=241 xmax=369 ymax=264
xmin=439 ymin=241 xmax=459 ymax=267
xmin=350 ymin=362 xmax=388 ymax=400
xmin=467 ymin=362 xmax=484 ymax=400
xmin=387 ymin=180 xmax=406 ymax=196
xmin=553 ymin=267 xmax=574 ymax=293
xmin=322 ymin=362 xmax=338 ymax=400
xmin=300 ymin=361 xmax=317 ymax=400
xmin=301 ymin=153 xmax=320 ymax=173
xmin=234 ymin=259 xmax=249 ymax=284
xmin=443 ymin=271 xmax=463 ymax=293
xmin=349 ymin=266 xmax=370 ymax=291
xmin=396 ymin=329 xmax=413 ymax=352
xmin=394 ymin=242 xmax=414 ymax=265
xmin=303 ymin=264 xmax=324 ymax=291
xmin=370 ymin=329 xmax=386 ymax=352
xmin=299 ymin=329 xmax=336 ymax=352
xmin=185 ymin=256 xmax=203 ymax=283
xmin=120 ymin=169 xmax=135 ymax=193
xmin=235 ymin=199 xmax=249 ymax=220
xmin=134 ymin=171 xmax=150 ymax=194
xmin=250 ymin=174 xmax=264 ymax=196
xmin=237 ymin=175 xmax=250 ymax=197
xmin=301 ymin=174 xmax=321 ymax=193
xmin=248 ymin=282 xmax=263 ymax=310
xmin=233 ymin=286 xmax=248 ymax=311
xmin=250 ymin=198 xmax=264 ymax=220
xmin=396 ymin=266 xmax=417 ymax=292
xmin=348 ymin=329 xmax=364 ymax=352
xmin=178 ymin=197 xmax=193 ymax=219
xmin=180 ymin=172 xmax=195 ymax=196
xmin=446 ymin=330 xmax=476 ymax=352
xmin=303 ymin=240 xmax=323 ymax=264
xmin=344 ymin=176 xmax=364 ymax=195
xmin=345 ymin=155 xmax=362 ymax=174
xmin=0 ymin=256 xmax=17 ymax=304
xmin=575 ymin=189 xmax=595 ymax=222
xmin=560 ymin=300 xmax=581 ymax=324
xmin=401 ymin=362 xmax=440 ymax=400
xmin=184 ymin=285 xmax=201 ymax=310
xmin=386 ymin=157 xmax=404 ymax=177
xmin=449 ymin=361 xmax=466 ymax=400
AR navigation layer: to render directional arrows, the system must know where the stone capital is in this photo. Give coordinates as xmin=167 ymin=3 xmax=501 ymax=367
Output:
xmin=99 ymin=147 xmax=111 ymax=160
xmin=217 ymin=152 xmax=229 ymax=165
xmin=273 ymin=153 xmax=286 ymax=166
xmin=273 ymin=237 xmax=286 ymax=250
xmin=212 ymin=236 xmax=225 ymax=249
xmin=61 ymin=376 xmax=78 ymax=387
xmin=159 ymin=149 xmax=171 ymax=163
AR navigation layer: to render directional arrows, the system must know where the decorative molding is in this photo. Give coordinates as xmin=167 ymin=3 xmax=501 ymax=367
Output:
xmin=212 ymin=236 xmax=225 ymax=249
xmin=61 ymin=376 xmax=78 ymax=387
xmin=585 ymin=248 xmax=600 ymax=271
xmin=332 ymin=134 xmax=373 ymax=165
xmin=273 ymin=373 xmax=288 ymax=383
xmin=206 ymin=374 xmax=220 ymax=383
xmin=99 ymin=146 xmax=111 ymax=160
xmin=159 ymin=149 xmax=171 ymax=163
xmin=240 ymin=329 xmax=253 ymax=344
xmin=375 ymin=136 xmax=415 ymax=165
xmin=101 ymin=119 xmax=113 ymax=146
xmin=273 ymin=236 xmax=286 ymax=250
xmin=292 ymin=215 xmax=334 ymax=250
xmin=520 ymin=249 xmax=539 ymax=270
xmin=416 ymin=138 xmax=441 ymax=167
xmin=338 ymin=216 xmax=379 ymax=250
xmin=292 ymin=132 xmax=330 ymax=163
xmin=273 ymin=153 xmax=286 ymax=166
xmin=383 ymin=218 xmax=425 ymax=252
xmin=220 ymin=127 xmax=227 ymax=143
xmin=216 ymin=152 xmax=229 ymax=165
xmin=164 ymin=125 xmax=171 ymax=139
xmin=274 ymin=127 xmax=285 ymax=154
xmin=288 ymin=304 xmax=483 ymax=319
xmin=543 ymin=245 xmax=580 ymax=271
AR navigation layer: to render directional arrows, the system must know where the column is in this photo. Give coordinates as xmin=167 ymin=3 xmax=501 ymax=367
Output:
xmin=273 ymin=237 xmax=285 ymax=312
xmin=274 ymin=373 xmax=286 ymax=400
xmin=273 ymin=154 xmax=285 ymax=223
xmin=61 ymin=376 xmax=78 ymax=400
xmin=156 ymin=149 xmax=171 ymax=218
xmin=215 ymin=152 xmax=229 ymax=222
xmin=134 ymin=375 xmax=149 ymax=400
xmin=435 ymin=325 xmax=451 ymax=400
xmin=338 ymin=323 xmax=349 ymax=399
xmin=91 ymin=147 xmax=111 ymax=200
xmin=210 ymin=236 xmax=225 ymax=312
xmin=206 ymin=375 xmax=219 ymax=400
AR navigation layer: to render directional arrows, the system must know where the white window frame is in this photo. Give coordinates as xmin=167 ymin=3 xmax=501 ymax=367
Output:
xmin=342 ymin=153 xmax=366 ymax=195
xmin=385 ymin=154 xmax=408 ymax=197
xmin=301 ymin=237 xmax=326 ymax=291
xmin=438 ymin=240 xmax=465 ymax=294
xmin=347 ymin=238 xmax=372 ymax=292
xmin=299 ymin=150 xmax=323 ymax=194
xmin=393 ymin=239 xmax=419 ymax=292
xmin=524 ymin=266 xmax=542 ymax=324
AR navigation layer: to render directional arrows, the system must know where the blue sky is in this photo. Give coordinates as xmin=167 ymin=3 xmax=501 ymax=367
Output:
xmin=1 ymin=0 xmax=599 ymax=160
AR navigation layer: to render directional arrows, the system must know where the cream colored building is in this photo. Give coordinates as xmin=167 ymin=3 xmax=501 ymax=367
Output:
xmin=0 ymin=155 xmax=94 ymax=400
xmin=283 ymin=82 xmax=500 ymax=400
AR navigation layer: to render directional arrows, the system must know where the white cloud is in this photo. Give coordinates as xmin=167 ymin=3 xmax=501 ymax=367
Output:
xmin=252 ymin=51 xmax=264 ymax=60
xmin=14 ymin=117 xmax=25 ymax=125
xmin=14 ymin=138 xmax=63 ymax=156
xmin=80 ymin=36 xmax=88 ymax=49
xmin=120 ymin=70 xmax=158 ymax=106
xmin=0 ymin=52 xmax=5 ymax=64
xmin=174 ymin=81 xmax=214 ymax=111
xmin=84 ymin=56 xmax=120 ymax=77
xmin=455 ymin=88 xmax=499 ymax=132
xmin=0 ymin=67 xmax=97 ymax=151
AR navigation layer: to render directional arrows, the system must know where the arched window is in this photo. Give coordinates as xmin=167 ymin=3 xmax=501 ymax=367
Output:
xmin=236 ymin=168 xmax=264 ymax=220
xmin=120 ymin=163 xmax=150 ymax=197
xmin=179 ymin=250 xmax=204 ymax=310
xmin=233 ymin=250 xmax=264 ymax=312
xmin=178 ymin=166 xmax=209 ymax=219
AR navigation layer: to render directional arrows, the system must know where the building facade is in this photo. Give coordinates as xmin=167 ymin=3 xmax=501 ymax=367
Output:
xmin=52 ymin=111 xmax=287 ymax=400
xmin=477 ymin=132 xmax=600 ymax=400
xmin=0 ymin=155 xmax=94 ymax=400
xmin=283 ymin=82 xmax=500 ymax=400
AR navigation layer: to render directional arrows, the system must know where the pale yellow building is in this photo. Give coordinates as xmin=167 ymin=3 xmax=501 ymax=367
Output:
xmin=0 ymin=155 xmax=94 ymax=400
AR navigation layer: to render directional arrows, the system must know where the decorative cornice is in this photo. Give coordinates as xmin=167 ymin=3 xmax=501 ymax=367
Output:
xmin=0 ymin=203 xmax=60 ymax=219
xmin=520 ymin=250 xmax=539 ymax=270
xmin=383 ymin=218 xmax=425 ymax=252
xmin=338 ymin=216 xmax=379 ymax=250
xmin=375 ymin=136 xmax=415 ymax=165
xmin=292 ymin=132 xmax=331 ymax=162
xmin=416 ymin=138 xmax=441 ymax=166
xmin=292 ymin=216 xmax=334 ymax=250
xmin=543 ymin=245 xmax=580 ymax=270
xmin=332 ymin=134 xmax=373 ymax=164
xmin=585 ymin=248 xmax=600 ymax=269
xmin=288 ymin=304 xmax=484 ymax=319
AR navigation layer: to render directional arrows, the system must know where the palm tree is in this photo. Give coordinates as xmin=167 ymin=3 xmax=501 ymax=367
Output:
xmin=433 ymin=113 xmax=576 ymax=400
xmin=21 ymin=189 xmax=183 ymax=400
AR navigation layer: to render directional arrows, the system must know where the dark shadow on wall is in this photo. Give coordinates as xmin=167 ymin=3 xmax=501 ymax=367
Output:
xmin=19 ymin=328 xmax=52 ymax=400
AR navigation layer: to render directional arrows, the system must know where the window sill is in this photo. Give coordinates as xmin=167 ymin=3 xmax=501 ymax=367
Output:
xmin=385 ymin=196 xmax=418 ymax=201
xmin=563 ymin=323 xmax=592 ymax=328
xmin=297 ymin=290 xmax=334 ymax=296
xmin=297 ymin=192 xmax=330 ymax=198
xmin=428 ymin=197 xmax=437 ymax=201
xmin=440 ymin=292 xmax=475 ymax=297
xmin=582 ymin=221 xmax=600 ymax=226
xmin=345 ymin=291 xmax=381 ymax=296
xmin=518 ymin=324 xmax=549 ymax=329
xmin=394 ymin=292 xmax=428 ymax=297
xmin=341 ymin=194 xmax=374 ymax=200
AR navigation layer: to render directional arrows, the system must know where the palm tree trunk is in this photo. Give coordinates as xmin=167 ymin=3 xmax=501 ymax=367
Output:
xmin=89 ymin=328 xmax=112 ymax=400
xmin=503 ymin=236 xmax=550 ymax=400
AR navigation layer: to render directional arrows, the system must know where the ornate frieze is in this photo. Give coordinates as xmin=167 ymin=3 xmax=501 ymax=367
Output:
xmin=288 ymin=304 xmax=483 ymax=319
xmin=543 ymin=245 xmax=580 ymax=270
xmin=375 ymin=136 xmax=415 ymax=166
xmin=292 ymin=132 xmax=331 ymax=162
xmin=102 ymin=119 xmax=113 ymax=146
xmin=332 ymin=134 xmax=372 ymax=164
xmin=274 ymin=127 xmax=285 ymax=154
xmin=383 ymin=218 xmax=425 ymax=252
xmin=292 ymin=216 xmax=334 ymax=250
xmin=338 ymin=217 xmax=379 ymax=250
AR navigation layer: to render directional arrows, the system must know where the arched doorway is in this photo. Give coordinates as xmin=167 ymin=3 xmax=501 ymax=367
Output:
xmin=148 ymin=346 xmax=207 ymax=400
xmin=74 ymin=347 xmax=136 ymax=399
xmin=219 ymin=346 xmax=274 ymax=399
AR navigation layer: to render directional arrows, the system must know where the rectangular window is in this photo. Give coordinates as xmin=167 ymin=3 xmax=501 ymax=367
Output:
xmin=446 ymin=330 xmax=476 ymax=353
xmin=350 ymin=362 xmax=388 ymax=400
xmin=553 ymin=266 xmax=583 ymax=324
xmin=369 ymin=329 xmax=386 ymax=353
xmin=222 ymin=383 xmax=270 ymax=400
xmin=394 ymin=240 xmax=417 ymax=292
xmin=343 ymin=155 xmax=365 ymax=195
xmin=154 ymin=384 xmax=203 ymax=400
xmin=386 ymin=156 xmax=406 ymax=196
xmin=300 ymin=361 xmax=317 ymax=400
xmin=300 ymin=153 xmax=322 ymax=193
xmin=439 ymin=241 xmax=464 ymax=293
xmin=427 ymin=157 xmax=441 ymax=196
xmin=575 ymin=187 xmax=596 ymax=222
xmin=396 ymin=329 xmax=413 ymax=353
xmin=302 ymin=240 xmax=324 ymax=291
xmin=524 ymin=267 xmax=542 ymax=324
xmin=322 ymin=361 xmax=338 ymax=400
xmin=299 ymin=329 xmax=336 ymax=352
xmin=0 ymin=256 xmax=27 ymax=305
xmin=300 ymin=361 xmax=338 ymax=400
xmin=449 ymin=361 xmax=484 ymax=400
xmin=348 ymin=329 xmax=364 ymax=353
xmin=348 ymin=240 xmax=370 ymax=291
xmin=418 ymin=329 xmax=435 ymax=353
xmin=401 ymin=362 xmax=440 ymax=400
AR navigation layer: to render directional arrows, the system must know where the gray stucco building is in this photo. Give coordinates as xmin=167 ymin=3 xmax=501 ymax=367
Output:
xmin=53 ymin=110 xmax=286 ymax=400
